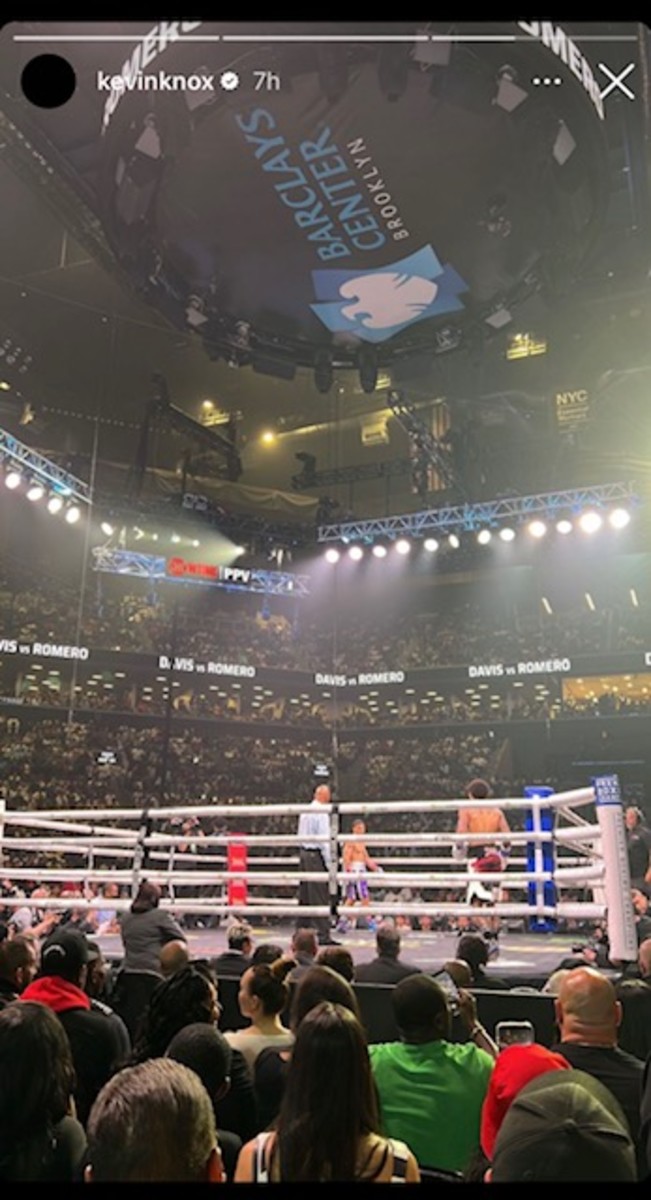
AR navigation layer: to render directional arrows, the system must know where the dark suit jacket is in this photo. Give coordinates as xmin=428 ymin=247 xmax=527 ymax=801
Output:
xmin=211 ymin=951 xmax=251 ymax=979
xmin=355 ymin=955 xmax=422 ymax=984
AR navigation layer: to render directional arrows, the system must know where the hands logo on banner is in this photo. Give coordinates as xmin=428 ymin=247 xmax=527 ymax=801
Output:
xmin=311 ymin=245 xmax=468 ymax=344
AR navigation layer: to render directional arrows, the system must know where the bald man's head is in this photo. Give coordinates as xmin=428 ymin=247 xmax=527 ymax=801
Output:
xmin=160 ymin=940 xmax=190 ymax=978
xmin=443 ymin=959 xmax=473 ymax=989
xmin=555 ymin=967 xmax=621 ymax=1047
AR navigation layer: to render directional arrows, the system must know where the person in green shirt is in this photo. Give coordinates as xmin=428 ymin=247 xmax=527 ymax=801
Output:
xmin=369 ymin=974 xmax=495 ymax=1174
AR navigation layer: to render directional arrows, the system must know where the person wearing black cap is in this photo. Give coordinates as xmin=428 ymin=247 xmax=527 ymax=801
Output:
xmin=21 ymin=927 xmax=125 ymax=1124
xmin=488 ymin=1069 xmax=636 ymax=1181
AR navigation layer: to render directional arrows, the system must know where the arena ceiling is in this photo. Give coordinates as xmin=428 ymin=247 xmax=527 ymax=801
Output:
xmin=0 ymin=20 xmax=650 ymax=520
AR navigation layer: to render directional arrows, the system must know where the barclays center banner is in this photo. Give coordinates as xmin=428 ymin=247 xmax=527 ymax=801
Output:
xmin=0 ymin=21 xmax=610 ymax=367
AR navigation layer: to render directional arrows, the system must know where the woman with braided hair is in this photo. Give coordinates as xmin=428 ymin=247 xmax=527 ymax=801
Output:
xmin=129 ymin=962 xmax=220 ymax=1063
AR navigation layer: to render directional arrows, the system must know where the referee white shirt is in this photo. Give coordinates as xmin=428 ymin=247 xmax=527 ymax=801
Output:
xmin=298 ymin=793 xmax=331 ymax=866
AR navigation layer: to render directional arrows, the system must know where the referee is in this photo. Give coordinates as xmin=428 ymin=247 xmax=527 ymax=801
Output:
xmin=297 ymin=783 xmax=334 ymax=943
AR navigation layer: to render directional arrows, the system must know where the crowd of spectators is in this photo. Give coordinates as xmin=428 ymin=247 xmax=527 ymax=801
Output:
xmin=2 ymin=567 xmax=650 ymax=674
xmin=0 ymin=918 xmax=650 ymax=1181
xmin=10 ymin=671 xmax=651 ymax=730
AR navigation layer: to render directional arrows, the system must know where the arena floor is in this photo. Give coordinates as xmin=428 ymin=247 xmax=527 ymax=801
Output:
xmin=97 ymin=923 xmax=588 ymax=981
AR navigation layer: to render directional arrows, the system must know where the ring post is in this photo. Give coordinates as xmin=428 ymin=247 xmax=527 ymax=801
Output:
xmin=525 ymin=786 xmax=556 ymax=932
xmin=329 ymin=800 xmax=339 ymax=932
xmin=593 ymin=774 xmax=637 ymax=962
xmin=131 ymin=808 xmax=151 ymax=899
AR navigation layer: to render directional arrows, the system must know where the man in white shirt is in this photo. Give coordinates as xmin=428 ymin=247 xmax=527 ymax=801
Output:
xmin=297 ymin=784 xmax=333 ymax=943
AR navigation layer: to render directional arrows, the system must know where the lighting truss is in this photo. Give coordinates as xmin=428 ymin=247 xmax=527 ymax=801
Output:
xmin=317 ymin=481 xmax=637 ymax=544
xmin=0 ymin=427 xmax=91 ymax=505
xmin=387 ymin=389 xmax=461 ymax=494
xmin=91 ymin=547 xmax=310 ymax=597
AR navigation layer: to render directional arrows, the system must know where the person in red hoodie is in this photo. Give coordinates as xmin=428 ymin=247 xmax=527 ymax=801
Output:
xmin=21 ymin=927 xmax=125 ymax=1125
xmin=480 ymin=1042 xmax=571 ymax=1163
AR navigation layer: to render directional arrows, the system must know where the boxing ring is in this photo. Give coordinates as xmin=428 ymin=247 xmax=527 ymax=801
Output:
xmin=0 ymin=776 xmax=638 ymax=962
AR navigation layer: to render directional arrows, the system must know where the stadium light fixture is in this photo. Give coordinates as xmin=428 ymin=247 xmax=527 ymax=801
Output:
xmin=528 ymin=519 xmax=547 ymax=539
xmin=609 ymin=507 xmax=630 ymax=529
xmin=101 ymin=522 xmax=114 ymax=536
xmin=349 ymin=545 xmax=364 ymax=561
xmin=499 ymin=527 xmax=515 ymax=542
xmin=447 ymin=533 xmax=460 ymax=549
xmin=372 ymin=544 xmax=388 ymax=558
xmin=325 ymin=548 xmax=340 ymax=564
xmin=26 ymin=483 xmax=44 ymax=502
xmin=65 ymin=505 xmax=81 ymax=524
xmin=424 ymin=538 xmax=439 ymax=552
xmin=477 ymin=529 xmax=492 ymax=545
xmin=47 ymin=495 xmax=64 ymax=514
xmin=579 ymin=511 xmax=602 ymax=534
xmin=395 ymin=539 xmax=411 ymax=555
xmin=556 ymin=518 xmax=573 ymax=535
xmin=5 ymin=471 xmax=21 ymax=489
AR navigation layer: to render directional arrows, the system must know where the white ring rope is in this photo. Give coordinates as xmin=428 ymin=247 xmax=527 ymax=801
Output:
xmin=0 ymin=783 xmax=635 ymax=957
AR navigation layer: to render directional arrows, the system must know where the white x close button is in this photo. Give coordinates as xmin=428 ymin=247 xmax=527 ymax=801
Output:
xmin=598 ymin=62 xmax=636 ymax=101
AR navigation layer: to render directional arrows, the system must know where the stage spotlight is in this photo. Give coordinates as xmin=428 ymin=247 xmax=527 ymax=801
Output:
xmin=192 ymin=539 xmax=200 ymax=548
xmin=234 ymin=545 xmax=245 ymax=556
xmin=477 ymin=529 xmax=492 ymax=545
xmin=378 ymin=44 xmax=410 ymax=101
xmin=579 ymin=511 xmax=602 ymax=534
xmin=556 ymin=518 xmax=573 ymax=535
xmin=260 ymin=430 xmax=277 ymax=446
xmin=101 ymin=522 xmax=114 ymax=536
xmin=349 ymin=545 xmax=364 ymax=561
xmin=372 ymin=544 xmax=388 ymax=558
xmin=314 ymin=348 xmax=333 ymax=394
xmin=395 ymin=539 xmax=411 ymax=555
xmin=47 ymin=495 xmax=63 ymax=514
xmin=65 ymin=505 xmax=80 ymax=524
xmin=448 ymin=533 xmax=460 ymax=549
xmin=26 ymin=483 xmax=44 ymax=502
xmin=609 ymin=507 xmax=631 ymax=530
xmin=171 ymin=533 xmax=181 ymax=544
xmin=528 ymin=520 xmax=547 ymax=539
xmin=495 ymin=66 xmax=528 ymax=111
xmin=553 ymin=120 xmax=576 ymax=166
xmin=5 ymin=471 xmax=21 ymax=489
xmin=499 ymin=527 xmax=516 ymax=542
xmin=325 ymin=548 xmax=340 ymax=564
xmin=358 ymin=346 xmax=378 ymax=394
xmin=424 ymin=537 xmax=439 ymax=552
